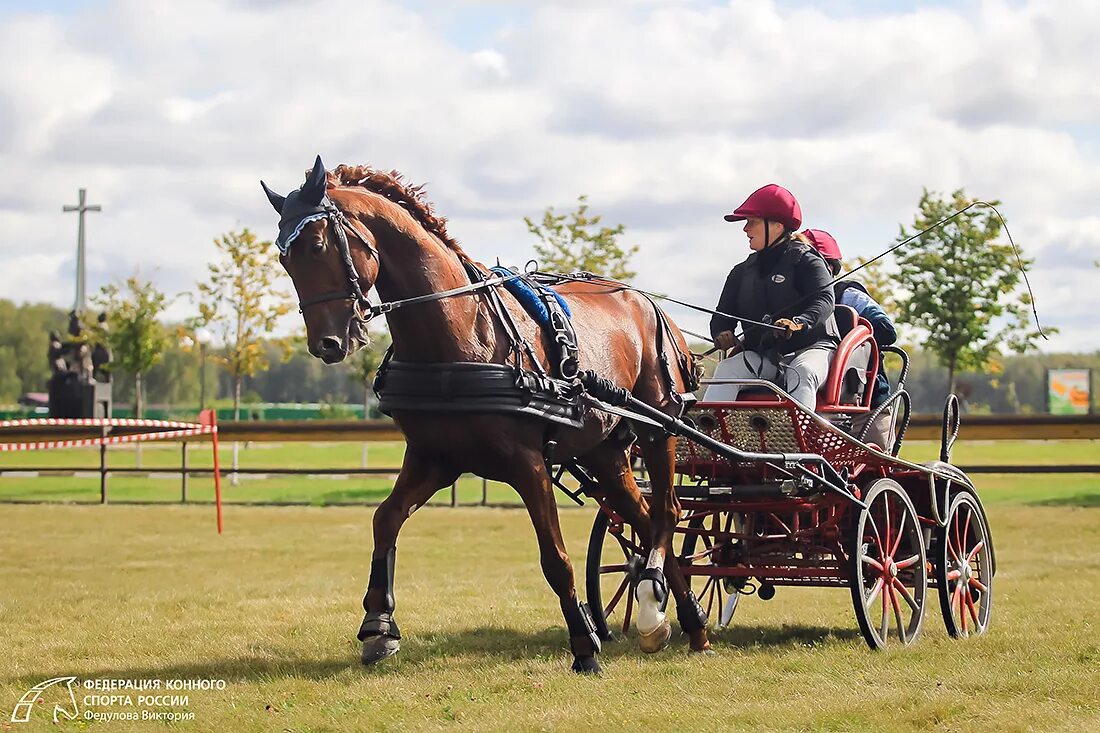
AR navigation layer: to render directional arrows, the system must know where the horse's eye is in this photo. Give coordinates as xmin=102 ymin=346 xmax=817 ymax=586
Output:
xmin=312 ymin=240 xmax=325 ymax=253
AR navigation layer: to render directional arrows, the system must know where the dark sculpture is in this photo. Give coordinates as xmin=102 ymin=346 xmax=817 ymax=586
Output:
xmin=47 ymin=311 xmax=112 ymax=418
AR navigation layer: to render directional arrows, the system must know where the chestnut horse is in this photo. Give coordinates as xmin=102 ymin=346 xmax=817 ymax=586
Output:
xmin=261 ymin=157 xmax=710 ymax=673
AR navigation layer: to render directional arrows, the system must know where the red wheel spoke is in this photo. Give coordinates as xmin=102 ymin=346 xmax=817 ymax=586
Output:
xmin=947 ymin=536 xmax=961 ymax=564
xmin=880 ymin=583 xmax=891 ymax=641
xmin=866 ymin=577 xmax=884 ymax=607
xmin=965 ymin=591 xmax=980 ymax=627
xmin=867 ymin=515 xmax=885 ymax=556
xmin=966 ymin=540 xmax=986 ymax=563
xmin=600 ymin=564 xmax=628 ymax=573
xmin=890 ymin=503 xmax=907 ymax=557
xmin=958 ymin=586 xmax=968 ymax=636
xmin=702 ymin=577 xmax=716 ymax=618
xmin=621 ymin=586 xmax=634 ymax=636
xmin=605 ymin=576 xmax=630 ymax=617
xmin=882 ymin=496 xmax=893 ymax=559
xmin=892 ymin=578 xmax=919 ymax=612
xmin=889 ymin=583 xmax=907 ymax=644
xmin=946 ymin=569 xmax=962 ymax=582
xmin=615 ymin=535 xmax=644 ymax=556
xmin=895 ymin=554 xmax=921 ymax=570
xmin=961 ymin=507 xmax=973 ymax=554
xmin=861 ymin=555 xmax=884 ymax=571
xmin=968 ymin=577 xmax=987 ymax=593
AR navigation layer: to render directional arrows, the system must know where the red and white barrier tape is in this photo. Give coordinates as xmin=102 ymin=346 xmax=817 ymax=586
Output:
xmin=1 ymin=418 xmax=203 ymax=430
xmin=0 ymin=421 xmax=217 ymax=452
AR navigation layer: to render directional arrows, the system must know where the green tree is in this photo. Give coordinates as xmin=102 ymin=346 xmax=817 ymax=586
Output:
xmin=0 ymin=300 xmax=67 ymax=399
xmin=194 ymin=228 xmax=294 ymax=484
xmin=895 ymin=188 xmax=1046 ymax=397
xmin=194 ymin=228 xmax=294 ymax=420
xmin=88 ymin=275 xmax=172 ymax=419
xmin=524 ymin=195 xmax=637 ymax=281
xmin=349 ymin=326 xmax=392 ymax=417
xmin=0 ymin=346 xmax=22 ymax=403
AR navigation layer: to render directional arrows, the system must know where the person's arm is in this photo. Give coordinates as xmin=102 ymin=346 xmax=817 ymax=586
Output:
xmin=841 ymin=289 xmax=898 ymax=345
xmin=791 ymin=252 xmax=835 ymax=329
xmin=710 ymin=268 xmax=740 ymax=341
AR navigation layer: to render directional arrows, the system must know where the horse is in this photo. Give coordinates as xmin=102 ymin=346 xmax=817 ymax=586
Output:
xmin=260 ymin=156 xmax=711 ymax=673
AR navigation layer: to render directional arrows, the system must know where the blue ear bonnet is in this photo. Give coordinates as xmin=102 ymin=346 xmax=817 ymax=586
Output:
xmin=275 ymin=191 xmax=329 ymax=255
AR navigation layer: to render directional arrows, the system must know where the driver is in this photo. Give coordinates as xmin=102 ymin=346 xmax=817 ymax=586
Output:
xmin=705 ymin=184 xmax=838 ymax=408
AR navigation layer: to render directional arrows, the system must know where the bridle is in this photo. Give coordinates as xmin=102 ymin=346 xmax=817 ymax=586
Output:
xmin=288 ymin=199 xmax=378 ymax=321
xmin=285 ymin=197 xmax=521 ymax=327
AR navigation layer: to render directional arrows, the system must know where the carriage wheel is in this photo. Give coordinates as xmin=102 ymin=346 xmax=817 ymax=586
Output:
xmin=849 ymin=478 xmax=927 ymax=650
xmin=935 ymin=491 xmax=993 ymax=638
xmin=585 ymin=509 xmax=646 ymax=641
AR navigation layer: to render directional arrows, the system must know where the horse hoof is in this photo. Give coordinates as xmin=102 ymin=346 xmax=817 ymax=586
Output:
xmin=361 ymin=636 xmax=400 ymax=666
xmin=571 ymin=655 xmax=601 ymax=674
xmin=692 ymin=647 xmax=717 ymax=656
xmin=638 ymin=619 xmax=672 ymax=653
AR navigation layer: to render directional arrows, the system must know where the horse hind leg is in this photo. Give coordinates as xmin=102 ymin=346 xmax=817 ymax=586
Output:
xmin=580 ymin=442 xmax=709 ymax=653
xmin=360 ymin=450 xmax=460 ymax=666
xmin=634 ymin=431 xmax=712 ymax=653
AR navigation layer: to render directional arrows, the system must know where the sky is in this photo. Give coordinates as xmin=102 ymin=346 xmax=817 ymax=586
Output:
xmin=0 ymin=0 xmax=1096 ymax=353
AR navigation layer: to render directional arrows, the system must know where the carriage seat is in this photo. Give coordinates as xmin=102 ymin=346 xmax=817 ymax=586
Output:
xmin=817 ymin=305 xmax=877 ymax=413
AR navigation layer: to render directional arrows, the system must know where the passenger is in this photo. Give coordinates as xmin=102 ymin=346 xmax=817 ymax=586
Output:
xmin=705 ymin=184 xmax=838 ymax=409
xmin=801 ymin=229 xmax=899 ymax=450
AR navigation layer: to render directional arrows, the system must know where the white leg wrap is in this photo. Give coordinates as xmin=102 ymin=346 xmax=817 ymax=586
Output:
xmin=636 ymin=578 xmax=667 ymax=636
xmin=635 ymin=548 xmax=670 ymax=651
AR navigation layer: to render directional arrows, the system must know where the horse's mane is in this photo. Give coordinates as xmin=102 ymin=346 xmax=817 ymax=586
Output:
xmin=325 ymin=164 xmax=471 ymax=263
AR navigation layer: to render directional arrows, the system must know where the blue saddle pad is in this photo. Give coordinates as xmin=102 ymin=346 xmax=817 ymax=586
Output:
xmin=491 ymin=267 xmax=572 ymax=327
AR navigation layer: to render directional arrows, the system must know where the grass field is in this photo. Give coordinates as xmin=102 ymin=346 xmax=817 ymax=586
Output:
xmin=0 ymin=442 xmax=1098 ymax=732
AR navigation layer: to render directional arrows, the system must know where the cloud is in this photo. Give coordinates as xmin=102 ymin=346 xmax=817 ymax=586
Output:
xmin=0 ymin=0 xmax=1096 ymax=355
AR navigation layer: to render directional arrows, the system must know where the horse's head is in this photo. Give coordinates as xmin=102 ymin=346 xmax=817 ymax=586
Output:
xmin=261 ymin=156 xmax=379 ymax=364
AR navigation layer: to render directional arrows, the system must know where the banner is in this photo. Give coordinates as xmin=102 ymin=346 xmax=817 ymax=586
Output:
xmin=1047 ymin=369 xmax=1091 ymax=415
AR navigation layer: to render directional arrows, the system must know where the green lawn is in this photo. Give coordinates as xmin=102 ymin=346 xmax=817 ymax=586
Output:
xmin=1 ymin=493 xmax=1098 ymax=732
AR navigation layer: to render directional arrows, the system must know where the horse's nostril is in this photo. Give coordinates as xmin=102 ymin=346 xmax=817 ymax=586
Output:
xmin=314 ymin=336 xmax=345 ymax=360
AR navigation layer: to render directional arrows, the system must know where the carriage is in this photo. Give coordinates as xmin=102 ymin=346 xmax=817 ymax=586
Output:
xmin=569 ymin=304 xmax=996 ymax=650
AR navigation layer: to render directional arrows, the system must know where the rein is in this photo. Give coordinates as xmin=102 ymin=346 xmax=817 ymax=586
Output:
xmin=294 ymin=200 xmax=523 ymax=324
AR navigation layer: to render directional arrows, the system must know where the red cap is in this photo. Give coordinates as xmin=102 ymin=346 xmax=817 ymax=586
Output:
xmin=801 ymin=229 xmax=842 ymax=260
xmin=724 ymin=184 xmax=802 ymax=230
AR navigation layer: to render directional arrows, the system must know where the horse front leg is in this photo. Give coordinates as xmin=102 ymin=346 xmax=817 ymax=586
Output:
xmin=510 ymin=451 xmax=602 ymax=674
xmin=360 ymin=450 xmax=460 ymax=665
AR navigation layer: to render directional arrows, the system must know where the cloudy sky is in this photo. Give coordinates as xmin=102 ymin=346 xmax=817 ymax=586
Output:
xmin=0 ymin=0 xmax=1096 ymax=352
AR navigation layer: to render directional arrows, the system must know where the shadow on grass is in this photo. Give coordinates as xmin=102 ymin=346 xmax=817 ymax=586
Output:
xmin=1027 ymin=493 xmax=1100 ymax=508
xmin=21 ymin=623 xmax=863 ymax=686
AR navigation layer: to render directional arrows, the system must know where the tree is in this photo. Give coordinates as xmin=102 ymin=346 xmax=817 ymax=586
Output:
xmin=194 ymin=228 xmax=294 ymax=420
xmin=88 ymin=275 xmax=172 ymax=419
xmin=0 ymin=300 xmax=67 ymax=399
xmin=524 ymin=195 xmax=638 ymax=281
xmin=349 ymin=326 xmax=392 ymax=417
xmin=894 ymin=188 xmax=1046 ymax=397
xmin=194 ymin=228 xmax=294 ymax=483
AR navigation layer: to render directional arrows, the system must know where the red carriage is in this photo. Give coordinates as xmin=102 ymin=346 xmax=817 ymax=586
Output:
xmin=577 ymin=305 xmax=996 ymax=650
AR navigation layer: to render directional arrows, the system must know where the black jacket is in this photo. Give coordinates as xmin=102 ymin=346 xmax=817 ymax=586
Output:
xmin=710 ymin=235 xmax=837 ymax=355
